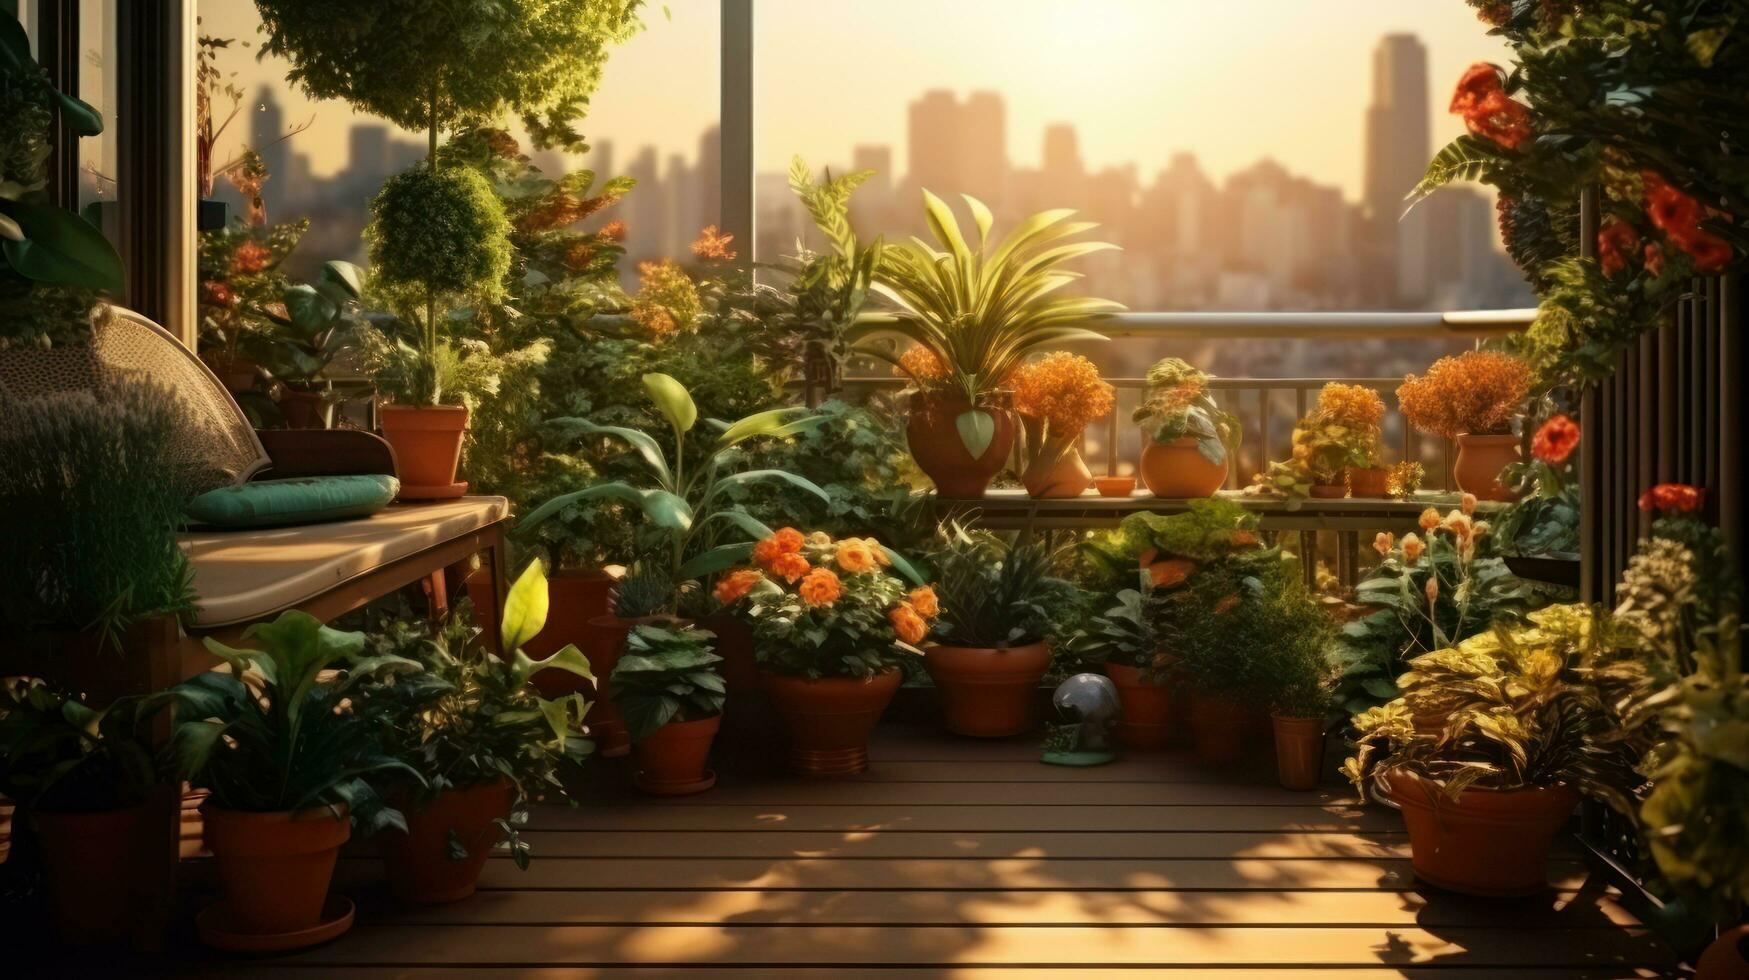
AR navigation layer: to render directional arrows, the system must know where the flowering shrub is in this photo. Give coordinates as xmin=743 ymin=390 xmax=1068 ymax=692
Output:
xmin=717 ymin=529 xmax=935 ymax=679
xmin=1255 ymin=382 xmax=1386 ymax=496
xmin=1495 ymin=413 xmax=1581 ymax=556
xmin=1396 ymin=350 xmax=1530 ymax=439
xmin=1449 ymin=62 xmax=1533 ymax=151
xmin=628 ymin=260 xmax=702 ymax=337
xmin=1011 ymin=352 xmax=1115 ymax=437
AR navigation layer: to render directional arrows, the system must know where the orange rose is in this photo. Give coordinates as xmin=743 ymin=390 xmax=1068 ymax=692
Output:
xmin=798 ymin=567 xmax=842 ymax=607
xmin=1419 ymin=508 xmax=1440 ymax=532
xmin=1401 ymin=533 xmax=1425 ymax=562
xmin=773 ymin=527 xmax=805 ymax=553
xmin=907 ymin=586 xmax=939 ymax=619
xmin=713 ymin=567 xmax=763 ymax=605
xmin=768 ymin=552 xmax=811 ymax=584
xmin=835 ymin=539 xmax=878 ymax=574
xmin=753 ymin=527 xmax=807 ymax=568
xmin=889 ymin=603 xmax=928 ymax=645
xmin=865 ymin=538 xmax=892 ymax=566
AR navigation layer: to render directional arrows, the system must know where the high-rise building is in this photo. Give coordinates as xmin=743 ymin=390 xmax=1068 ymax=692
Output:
xmin=904 ymin=89 xmax=1010 ymax=208
xmin=1363 ymin=34 xmax=1429 ymax=230
xmin=250 ymin=86 xmax=289 ymax=216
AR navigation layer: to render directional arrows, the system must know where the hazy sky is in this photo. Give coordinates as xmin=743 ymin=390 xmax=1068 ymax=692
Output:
xmin=201 ymin=0 xmax=1511 ymax=199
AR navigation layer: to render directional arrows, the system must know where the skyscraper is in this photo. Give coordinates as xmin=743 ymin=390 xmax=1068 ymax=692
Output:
xmin=904 ymin=90 xmax=1009 ymax=208
xmin=250 ymin=86 xmax=289 ymax=216
xmin=1363 ymin=34 xmax=1429 ymax=230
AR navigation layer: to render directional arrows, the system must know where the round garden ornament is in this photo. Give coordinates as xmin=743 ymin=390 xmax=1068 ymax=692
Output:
xmin=1041 ymin=673 xmax=1120 ymax=767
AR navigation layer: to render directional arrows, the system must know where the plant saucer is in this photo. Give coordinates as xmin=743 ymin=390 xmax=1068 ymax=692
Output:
xmin=633 ymin=768 xmax=717 ymax=796
xmin=197 ymin=895 xmax=355 ymax=953
xmin=1041 ymin=749 xmax=1116 ymax=767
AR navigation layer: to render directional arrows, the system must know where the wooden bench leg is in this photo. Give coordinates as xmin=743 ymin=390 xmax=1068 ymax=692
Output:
xmin=472 ymin=524 xmax=510 ymax=656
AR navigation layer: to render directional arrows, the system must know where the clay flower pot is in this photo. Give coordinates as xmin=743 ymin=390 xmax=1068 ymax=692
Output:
xmin=1308 ymin=483 xmax=1347 ymax=499
xmin=278 ymin=387 xmax=331 ymax=429
xmin=31 ymin=806 xmax=145 ymax=944
xmin=1697 ymin=924 xmax=1749 ymax=980
xmin=1021 ymin=444 xmax=1094 ymax=499
xmin=1384 ymin=769 xmax=1579 ymax=896
xmin=1104 ymin=661 xmax=1174 ymax=749
xmin=378 ymin=778 xmax=514 ymax=904
xmin=202 ymin=804 xmax=351 ymax=936
xmin=530 ymin=569 xmax=616 ymax=697
xmin=581 ymin=614 xmax=643 ymax=758
xmin=1453 ymin=432 xmax=1521 ymax=502
xmin=1270 ymin=714 xmax=1326 ymax=791
xmin=1347 ymin=465 xmax=1390 ymax=498
xmin=633 ymin=714 xmax=722 ymax=795
xmin=1138 ymin=436 xmax=1228 ymax=498
xmin=762 ymin=668 xmax=902 ymax=776
xmin=1094 ymin=475 xmax=1136 ymax=498
xmin=906 ymin=393 xmax=1016 ymax=498
xmin=924 ymin=641 xmax=1051 ymax=737
xmin=378 ymin=403 xmax=469 ymax=500
xmin=1189 ymin=694 xmax=1251 ymax=765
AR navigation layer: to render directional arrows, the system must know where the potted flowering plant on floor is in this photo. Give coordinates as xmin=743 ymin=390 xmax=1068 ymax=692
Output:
xmin=923 ymin=527 xmax=1077 ymax=736
xmin=1010 ymin=352 xmax=1115 ymax=498
xmin=1343 ymin=603 xmax=1648 ymax=897
xmin=716 ymin=529 xmax=937 ymax=775
xmin=857 ymin=193 xmax=1120 ymax=497
xmin=356 ymin=561 xmax=594 ymax=904
xmin=1257 ymin=383 xmax=1388 ymax=499
xmin=1066 ymin=586 xmax=1176 ymax=750
xmin=1397 ymin=350 xmax=1531 ymax=501
xmin=168 ymin=611 xmax=422 ymax=949
xmin=0 ymin=682 xmax=175 ymax=944
xmin=612 ymin=624 xmax=726 ymax=795
xmin=1132 ymin=358 xmax=1240 ymax=498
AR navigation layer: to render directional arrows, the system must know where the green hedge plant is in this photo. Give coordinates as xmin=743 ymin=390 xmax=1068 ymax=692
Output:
xmin=611 ymin=625 xmax=725 ymax=742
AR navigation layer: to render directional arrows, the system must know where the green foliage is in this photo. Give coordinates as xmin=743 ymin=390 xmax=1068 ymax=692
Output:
xmin=777 ymin=157 xmax=886 ymax=373
xmin=1160 ymin=545 xmax=1308 ymax=708
xmin=197 ymin=217 xmax=310 ymax=365
xmin=736 ymin=399 xmax=911 ymax=538
xmin=740 ymin=536 xmax=922 ymax=680
xmin=927 ymin=527 xmax=1075 ymax=648
xmin=1344 ymin=604 xmax=1650 ymax=813
xmin=0 ymin=681 xmax=174 ymax=812
xmin=1079 ymin=498 xmax=1259 ymax=590
xmin=168 ymin=611 xmax=423 ymax=833
xmin=1494 ymin=457 xmax=1581 ymax=557
xmin=611 ymin=561 xmax=676 ymax=619
xmin=1247 ymin=583 xmax=1339 ymax=718
xmin=1061 ymin=585 xmax=1159 ymax=672
xmin=0 ymin=383 xmax=195 ymax=645
xmin=1131 ymin=358 xmax=1240 ymax=466
xmin=252 ymin=0 xmax=644 ymax=150
xmin=368 ymin=166 xmax=513 ymax=304
xmin=252 ymin=259 xmax=367 ymax=385
xmin=612 ymin=625 xmax=725 ymax=741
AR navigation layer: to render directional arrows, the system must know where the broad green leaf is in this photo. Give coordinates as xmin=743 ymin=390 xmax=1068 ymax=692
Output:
xmin=320 ymin=259 xmax=364 ymax=299
xmin=642 ymin=372 xmax=697 ymax=433
xmin=0 ymin=211 xmax=20 ymax=241
xmin=964 ymin=194 xmax=994 ymax=248
xmin=715 ymin=406 xmax=809 ymax=448
xmin=676 ymin=541 xmax=756 ymax=581
xmin=0 ymin=199 xmax=124 ymax=291
xmin=522 ymin=643 xmax=595 ymax=686
xmin=543 ymin=418 xmax=673 ymax=489
xmin=955 ymin=408 xmax=996 ymax=459
xmin=282 ymin=283 xmax=338 ymax=331
xmin=700 ymin=507 xmax=774 ymax=542
xmin=501 ymin=559 xmax=550 ymax=653
xmin=708 ymin=469 xmax=831 ymax=505
xmin=881 ymin=545 xmax=927 ymax=587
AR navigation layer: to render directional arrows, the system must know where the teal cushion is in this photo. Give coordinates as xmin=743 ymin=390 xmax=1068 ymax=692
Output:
xmin=185 ymin=475 xmax=399 ymax=528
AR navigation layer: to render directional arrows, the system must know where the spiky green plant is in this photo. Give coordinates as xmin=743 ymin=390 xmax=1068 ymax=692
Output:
xmin=928 ymin=526 xmax=1074 ymax=648
xmin=611 ymin=562 xmax=676 ymax=619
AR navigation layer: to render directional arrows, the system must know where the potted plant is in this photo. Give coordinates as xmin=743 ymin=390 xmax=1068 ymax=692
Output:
xmin=1250 ymin=586 xmax=1339 ymax=791
xmin=857 ymin=192 xmax=1120 ymax=497
xmin=1070 ymin=586 xmax=1177 ymax=750
xmin=1495 ymin=413 xmax=1581 ymax=585
xmin=1343 ymin=604 xmax=1647 ymax=897
xmin=613 ymin=624 xmax=726 ymax=795
xmin=1132 ymin=358 xmax=1240 ymax=498
xmin=359 ymin=561 xmax=594 ymax=904
xmin=1258 ymin=383 xmax=1388 ymax=499
xmin=0 ymin=681 xmax=173 ymax=944
xmin=1397 ymin=350 xmax=1531 ymax=501
xmin=168 ymin=611 xmax=422 ymax=949
xmin=255 ymin=260 xmax=368 ymax=429
xmin=1010 ymin=352 xmax=1115 ymax=498
xmin=923 ymin=527 xmax=1075 ymax=736
xmin=717 ymin=529 xmax=937 ymax=775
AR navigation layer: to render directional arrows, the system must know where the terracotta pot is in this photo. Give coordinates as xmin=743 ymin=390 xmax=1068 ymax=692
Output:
xmin=1308 ymin=483 xmax=1347 ymax=499
xmin=530 ymin=569 xmax=617 ymax=698
xmin=1094 ymin=475 xmax=1136 ymax=498
xmin=1347 ymin=465 xmax=1390 ymax=498
xmin=1104 ymin=661 xmax=1175 ymax=749
xmin=1271 ymin=714 xmax=1326 ymax=791
xmin=924 ymin=641 xmax=1051 ymax=737
xmin=1022 ymin=444 xmax=1093 ymax=499
xmin=202 ymin=803 xmax=350 ymax=936
xmin=762 ymin=669 xmax=902 ymax=776
xmin=205 ymin=353 xmax=262 ymax=394
xmin=1189 ymin=694 xmax=1251 ymax=765
xmin=32 ymin=806 xmax=144 ymax=944
xmin=1697 ymin=924 xmax=1749 ymax=980
xmin=582 ymin=614 xmax=640 ymax=757
xmin=700 ymin=613 xmax=760 ymax=697
xmin=378 ymin=778 xmax=513 ymax=904
xmin=1138 ymin=436 xmax=1228 ymax=498
xmin=378 ymin=404 xmax=469 ymax=499
xmin=1453 ymin=432 xmax=1521 ymax=502
xmin=1384 ymin=769 xmax=1579 ymax=896
xmin=906 ymin=393 xmax=1016 ymax=498
xmin=278 ymin=387 xmax=331 ymax=429
xmin=633 ymin=714 xmax=722 ymax=795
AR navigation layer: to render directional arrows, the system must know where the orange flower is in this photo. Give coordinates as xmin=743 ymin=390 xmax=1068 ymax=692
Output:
xmin=1149 ymin=558 xmax=1198 ymax=589
xmin=1010 ymin=352 xmax=1116 ymax=433
xmin=713 ymin=567 xmax=763 ymax=605
xmin=1419 ymin=508 xmax=1441 ymax=532
xmin=1397 ymin=350 xmax=1532 ymax=440
xmin=798 ymin=567 xmax=842 ymax=606
xmin=1597 ymin=220 xmax=1641 ymax=278
xmin=690 ymin=224 xmax=737 ymax=261
xmin=1373 ymin=531 xmax=1395 ymax=556
xmin=230 ymin=240 xmax=272 ymax=275
xmin=1449 ymin=63 xmax=1532 ymax=150
xmin=906 ymin=586 xmax=939 ymax=619
xmin=1532 ymin=414 xmax=1580 ymax=464
xmin=889 ymin=603 xmax=928 ymax=645
xmin=1643 ymin=170 xmax=1734 ymax=275
xmin=768 ymin=552 xmax=811 ymax=584
xmin=1401 ymin=533 xmax=1425 ymax=562
xmin=1461 ymin=493 xmax=1478 ymax=517
xmin=1316 ymin=383 xmax=1385 ymax=431
xmin=1425 ymin=577 xmax=1440 ymax=604
xmin=1638 ymin=483 xmax=1705 ymax=514
xmin=897 ymin=344 xmax=948 ymax=381
xmin=772 ymin=527 xmax=805 ymax=553
xmin=835 ymin=538 xmax=879 ymax=574
xmin=599 ymin=220 xmax=628 ymax=242
xmin=866 ymin=538 xmax=893 ymax=566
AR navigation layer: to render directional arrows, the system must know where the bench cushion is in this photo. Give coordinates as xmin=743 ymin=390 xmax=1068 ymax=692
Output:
xmin=186 ymin=475 xmax=400 ymax=528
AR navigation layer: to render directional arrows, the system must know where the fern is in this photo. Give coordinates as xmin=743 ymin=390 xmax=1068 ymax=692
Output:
xmin=789 ymin=156 xmax=872 ymax=261
xmin=1407 ymin=135 xmax=1508 ymax=203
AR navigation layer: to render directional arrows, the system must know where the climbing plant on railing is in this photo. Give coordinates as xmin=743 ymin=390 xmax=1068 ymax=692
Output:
xmin=1416 ymin=0 xmax=1749 ymax=384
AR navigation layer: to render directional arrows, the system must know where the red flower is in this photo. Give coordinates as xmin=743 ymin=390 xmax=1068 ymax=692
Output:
xmin=200 ymin=280 xmax=234 ymax=307
xmin=1449 ymin=63 xmax=1503 ymax=114
xmin=1644 ymin=242 xmax=1665 ymax=278
xmin=1643 ymin=170 xmax=1735 ymax=275
xmin=1597 ymin=221 xmax=1641 ymax=278
xmin=230 ymin=240 xmax=272 ymax=275
xmin=1449 ymin=64 xmax=1533 ymax=150
xmin=1531 ymin=414 xmax=1580 ymax=464
xmin=1681 ymin=233 xmax=1734 ymax=275
xmin=1638 ymin=483 xmax=1706 ymax=514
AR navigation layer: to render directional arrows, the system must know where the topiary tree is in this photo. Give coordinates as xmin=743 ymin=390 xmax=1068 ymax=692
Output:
xmin=252 ymin=0 xmax=645 ymax=158
xmin=367 ymin=167 xmax=511 ymax=304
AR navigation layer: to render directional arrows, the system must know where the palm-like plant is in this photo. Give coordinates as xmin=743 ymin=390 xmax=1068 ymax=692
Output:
xmin=855 ymin=191 xmax=1122 ymax=456
xmin=518 ymin=373 xmax=832 ymax=583
xmin=929 ymin=526 xmax=1075 ymax=648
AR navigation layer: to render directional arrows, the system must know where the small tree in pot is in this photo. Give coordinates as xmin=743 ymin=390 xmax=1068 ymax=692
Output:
xmin=613 ymin=624 xmax=725 ymax=795
xmin=1397 ymin=350 xmax=1531 ymax=501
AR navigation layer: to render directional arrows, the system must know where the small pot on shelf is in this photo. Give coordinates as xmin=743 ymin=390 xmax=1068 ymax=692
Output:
xmin=1453 ymin=432 xmax=1521 ymax=502
xmin=378 ymin=403 xmax=469 ymax=500
xmin=377 ymin=778 xmax=514 ymax=904
xmin=1188 ymin=693 xmax=1250 ymax=765
xmin=633 ymin=714 xmax=722 ymax=795
xmin=762 ymin=668 xmax=902 ymax=776
xmin=924 ymin=641 xmax=1051 ymax=737
xmin=1094 ymin=474 xmax=1135 ymax=498
xmin=1103 ymin=660 xmax=1175 ymax=749
xmin=1138 ymin=436 xmax=1228 ymax=498
xmin=906 ymin=392 xmax=1015 ymax=499
xmin=1346 ymin=465 xmax=1390 ymax=498
xmin=1383 ymin=769 xmax=1578 ymax=897
xmin=1021 ymin=441 xmax=1094 ymax=499
xmin=1270 ymin=714 xmax=1326 ymax=791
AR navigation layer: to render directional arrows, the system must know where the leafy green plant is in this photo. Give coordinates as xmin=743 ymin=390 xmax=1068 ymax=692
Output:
xmin=167 ymin=611 xmax=423 ymax=834
xmin=0 ymin=382 xmax=196 ymax=646
xmin=252 ymin=259 xmax=368 ymax=388
xmin=0 ymin=680 xmax=173 ymax=812
xmin=1132 ymin=358 xmax=1239 ymax=465
xmin=611 ymin=625 xmax=725 ymax=741
xmin=1062 ymin=585 xmax=1160 ymax=673
xmin=1079 ymin=498 xmax=1260 ymax=591
xmin=855 ymin=192 xmax=1120 ymax=456
xmin=610 ymin=560 xmax=677 ymax=619
xmin=736 ymin=398 xmax=912 ymax=538
xmin=771 ymin=156 xmax=886 ymax=375
xmin=928 ymin=527 xmax=1075 ymax=648
xmin=1248 ymin=583 xmax=1339 ymax=718
xmin=1161 ymin=543 xmax=1307 ymax=708
xmin=1256 ymin=382 xmax=1386 ymax=497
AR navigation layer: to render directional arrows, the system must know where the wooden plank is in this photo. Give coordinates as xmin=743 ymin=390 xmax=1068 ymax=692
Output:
xmin=587 ymin=781 xmax=1361 ymax=807
xmin=350 ymin=886 xmax=1644 ymax=929
xmin=191 ymin=968 xmax=1672 ymax=979
xmin=333 ymin=855 xmax=1592 ymax=893
xmin=270 ymin=924 xmax=1674 ymax=968
xmin=500 ymin=830 xmax=1415 ymax=860
xmin=524 ymin=803 xmax=1397 ymax=833
xmin=719 ymin=759 xmax=1267 ymax=784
